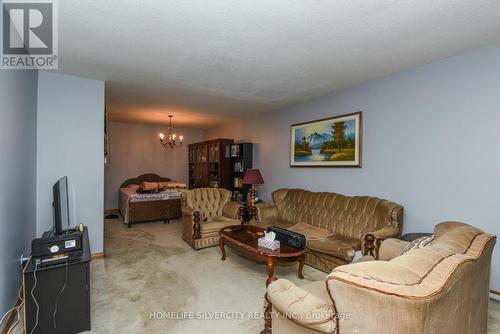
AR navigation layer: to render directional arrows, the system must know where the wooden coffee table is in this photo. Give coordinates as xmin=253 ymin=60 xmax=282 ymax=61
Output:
xmin=219 ymin=225 xmax=306 ymax=285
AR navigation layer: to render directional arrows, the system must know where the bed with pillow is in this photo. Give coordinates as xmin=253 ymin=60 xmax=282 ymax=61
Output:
xmin=118 ymin=173 xmax=187 ymax=228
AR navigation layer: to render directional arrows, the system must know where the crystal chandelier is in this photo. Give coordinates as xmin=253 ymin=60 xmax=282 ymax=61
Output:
xmin=159 ymin=115 xmax=183 ymax=148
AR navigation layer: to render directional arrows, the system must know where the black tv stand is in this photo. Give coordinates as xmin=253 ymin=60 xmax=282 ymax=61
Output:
xmin=23 ymin=227 xmax=91 ymax=333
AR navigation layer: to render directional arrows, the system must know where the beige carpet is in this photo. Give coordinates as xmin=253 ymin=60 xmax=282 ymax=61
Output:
xmin=88 ymin=217 xmax=500 ymax=334
xmin=6 ymin=217 xmax=499 ymax=334
xmin=89 ymin=218 xmax=326 ymax=333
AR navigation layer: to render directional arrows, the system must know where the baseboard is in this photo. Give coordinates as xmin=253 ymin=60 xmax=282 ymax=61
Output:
xmin=104 ymin=208 xmax=120 ymax=215
xmin=91 ymin=252 xmax=105 ymax=260
xmin=1 ymin=289 xmax=23 ymax=334
xmin=490 ymin=289 xmax=500 ymax=302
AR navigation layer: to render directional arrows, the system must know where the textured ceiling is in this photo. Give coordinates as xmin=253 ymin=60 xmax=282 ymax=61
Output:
xmin=55 ymin=0 xmax=500 ymax=128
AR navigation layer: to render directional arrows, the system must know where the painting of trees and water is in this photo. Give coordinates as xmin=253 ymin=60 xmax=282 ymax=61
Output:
xmin=290 ymin=112 xmax=362 ymax=167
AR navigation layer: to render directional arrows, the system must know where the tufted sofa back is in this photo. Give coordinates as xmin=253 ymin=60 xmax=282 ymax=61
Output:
xmin=182 ymin=188 xmax=232 ymax=219
xmin=272 ymin=188 xmax=403 ymax=240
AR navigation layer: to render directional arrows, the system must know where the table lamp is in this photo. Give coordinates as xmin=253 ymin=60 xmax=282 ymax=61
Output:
xmin=242 ymin=169 xmax=264 ymax=206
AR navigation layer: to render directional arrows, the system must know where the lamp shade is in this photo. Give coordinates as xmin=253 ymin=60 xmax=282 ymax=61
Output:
xmin=242 ymin=169 xmax=264 ymax=185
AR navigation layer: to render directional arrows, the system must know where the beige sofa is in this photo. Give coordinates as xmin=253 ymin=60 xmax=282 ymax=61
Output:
xmin=253 ymin=189 xmax=404 ymax=271
xmin=181 ymin=188 xmax=242 ymax=250
xmin=266 ymin=222 xmax=496 ymax=334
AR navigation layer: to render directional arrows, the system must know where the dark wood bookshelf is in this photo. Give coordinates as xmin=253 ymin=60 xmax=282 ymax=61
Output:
xmin=188 ymin=139 xmax=234 ymax=189
xmin=230 ymin=142 xmax=253 ymax=200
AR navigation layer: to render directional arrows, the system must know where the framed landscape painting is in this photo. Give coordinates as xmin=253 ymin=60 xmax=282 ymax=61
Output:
xmin=290 ymin=112 xmax=362 ymax=167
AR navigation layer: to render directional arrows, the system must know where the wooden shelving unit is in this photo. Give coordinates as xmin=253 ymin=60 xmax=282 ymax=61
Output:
xmin=230 ymin=142 xmax=253 ymax=199
xmin=188 ymin=139 xmax=233 ymax=189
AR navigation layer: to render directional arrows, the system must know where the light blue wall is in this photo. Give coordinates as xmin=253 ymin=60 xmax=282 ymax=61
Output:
xmin=36 ymin=72 xmax=105 ymax=253
xmin=204 ymin=43 xmax=500 ymax=291
xmin=0 ymin=71 xmax=38 ymax=316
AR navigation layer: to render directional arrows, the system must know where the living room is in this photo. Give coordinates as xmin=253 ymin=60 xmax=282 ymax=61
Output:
xmin=1 ymin=1 xmax=499 ymax=334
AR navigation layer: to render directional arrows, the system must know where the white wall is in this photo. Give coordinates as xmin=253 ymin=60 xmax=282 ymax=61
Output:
xmin=204 ymin=43 xmax=500 ymax=291
xmin=0 ymin=71 xmax=38 ymax=316
xmin=36 ymin=72 xmax=105 ymax=253
xmin=104 ymin=121 xmax=203 ymax=209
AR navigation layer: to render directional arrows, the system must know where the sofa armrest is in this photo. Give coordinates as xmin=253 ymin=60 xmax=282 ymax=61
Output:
xmin=182 ymin=205 xmax=195 ymax=217
xmin=181 ymin=205 xmax=201 ymax=239
xmin=255 ymin=203 xmax=278 ymax=220
xmin=267 ymin=279 xmax=336 ymax=333
xmin=222 ymin=201 xmax=243 ymax=220
xmin=325 ymin=262 xmax=425 ymax=334
xmin=362 ymin=224 xmax=399 ymax=258
xmin=377 ymin=238 xmax=409 ymax=261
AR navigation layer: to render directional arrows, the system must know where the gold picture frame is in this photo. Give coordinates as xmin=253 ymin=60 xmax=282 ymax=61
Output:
xmin=290 ymin=112 xmax=362 ymax=167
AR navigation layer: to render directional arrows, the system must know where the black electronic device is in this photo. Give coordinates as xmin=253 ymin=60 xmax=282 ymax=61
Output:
xmin=53 ymin=176 xmax=70 ymax=235
xmin=267 ymin=226 xmax=306 ymax=249
xmin=32 ymin=227 xmax=84 ymax=267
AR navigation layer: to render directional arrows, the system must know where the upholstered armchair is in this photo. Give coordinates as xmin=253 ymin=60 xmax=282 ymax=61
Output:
xmin=181 ymin=188 xmax=242 ymax=250
xmin=264 ymin=222 xmax=496 ymax=334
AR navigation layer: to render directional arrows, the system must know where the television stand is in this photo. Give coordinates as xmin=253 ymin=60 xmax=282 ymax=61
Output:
xmin=23 ymin=227 xmax=91 ymax=333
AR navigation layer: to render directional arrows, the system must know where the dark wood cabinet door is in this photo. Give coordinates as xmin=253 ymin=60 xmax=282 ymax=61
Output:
xmin=188 ymin=139 xmax=233 ymax=189
xmin=194 ymin=162 xmax=208 ymax=187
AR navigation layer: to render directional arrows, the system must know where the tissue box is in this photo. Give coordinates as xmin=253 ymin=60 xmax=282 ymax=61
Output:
xmin=258 ymin=237 xmax=280 ymax=250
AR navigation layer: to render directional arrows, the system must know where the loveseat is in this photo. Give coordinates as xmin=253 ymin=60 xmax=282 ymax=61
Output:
xmin=181 ymin=188 xmax=242 ymax=250
xmin=252 ymin=188 xmax=403 ymax=271
xmin=265 ymin=221 xmax=496 ymax=334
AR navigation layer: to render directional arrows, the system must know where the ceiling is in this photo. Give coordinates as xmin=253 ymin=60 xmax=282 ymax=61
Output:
xmin=56 ymin=1 xmax=500 ymax=129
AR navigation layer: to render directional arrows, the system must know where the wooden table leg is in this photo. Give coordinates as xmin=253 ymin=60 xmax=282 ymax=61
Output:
xmin=219 ymin=238 xmax=226 ymax=261
xmin=297 ymin=254 xmax=305 ymax=279
xmin=266 ymin=257 xmax=275 ymax=286
xmin=263 ymin=258 xmax=278 ymax=334
xmin=261 ymin=293 xmax=273 ymax=334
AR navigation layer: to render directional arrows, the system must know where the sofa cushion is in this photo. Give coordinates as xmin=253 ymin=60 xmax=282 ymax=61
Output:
xmin=200 ymin=216 xmax=238 ymax=237
xmin=288 ymin=222 xmax=332 ymax=241
xmin=268 ymin=279 xmax=336 ymax=333
xmin=307 ymin=235 xmax=361 ymax=262
xmin=252 ymin=217 xmax=295 ymax=230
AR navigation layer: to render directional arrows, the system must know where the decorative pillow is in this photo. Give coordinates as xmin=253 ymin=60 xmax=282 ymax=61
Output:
xmin=158 ymin=181 xmax=172 ymax=189
xmin=140 ymin=181 xmax=187 ymax=191
xmin=158 ymin=181 xmax=187 ymax=189
xmin=127 ymin=184 xmax=140 ymax=190
xmin=400 ymin=235 xmax=435 ymax=255
xmin=141 ymin=181 xmax=160 ymax=191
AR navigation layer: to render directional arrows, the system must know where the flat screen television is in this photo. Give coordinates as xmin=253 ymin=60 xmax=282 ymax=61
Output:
xmin=53 ymin=176 xmax=70 ymax=235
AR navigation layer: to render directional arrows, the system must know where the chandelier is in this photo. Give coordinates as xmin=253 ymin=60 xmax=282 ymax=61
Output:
xmin=159 ymin=115 xmax=183 ymax=148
